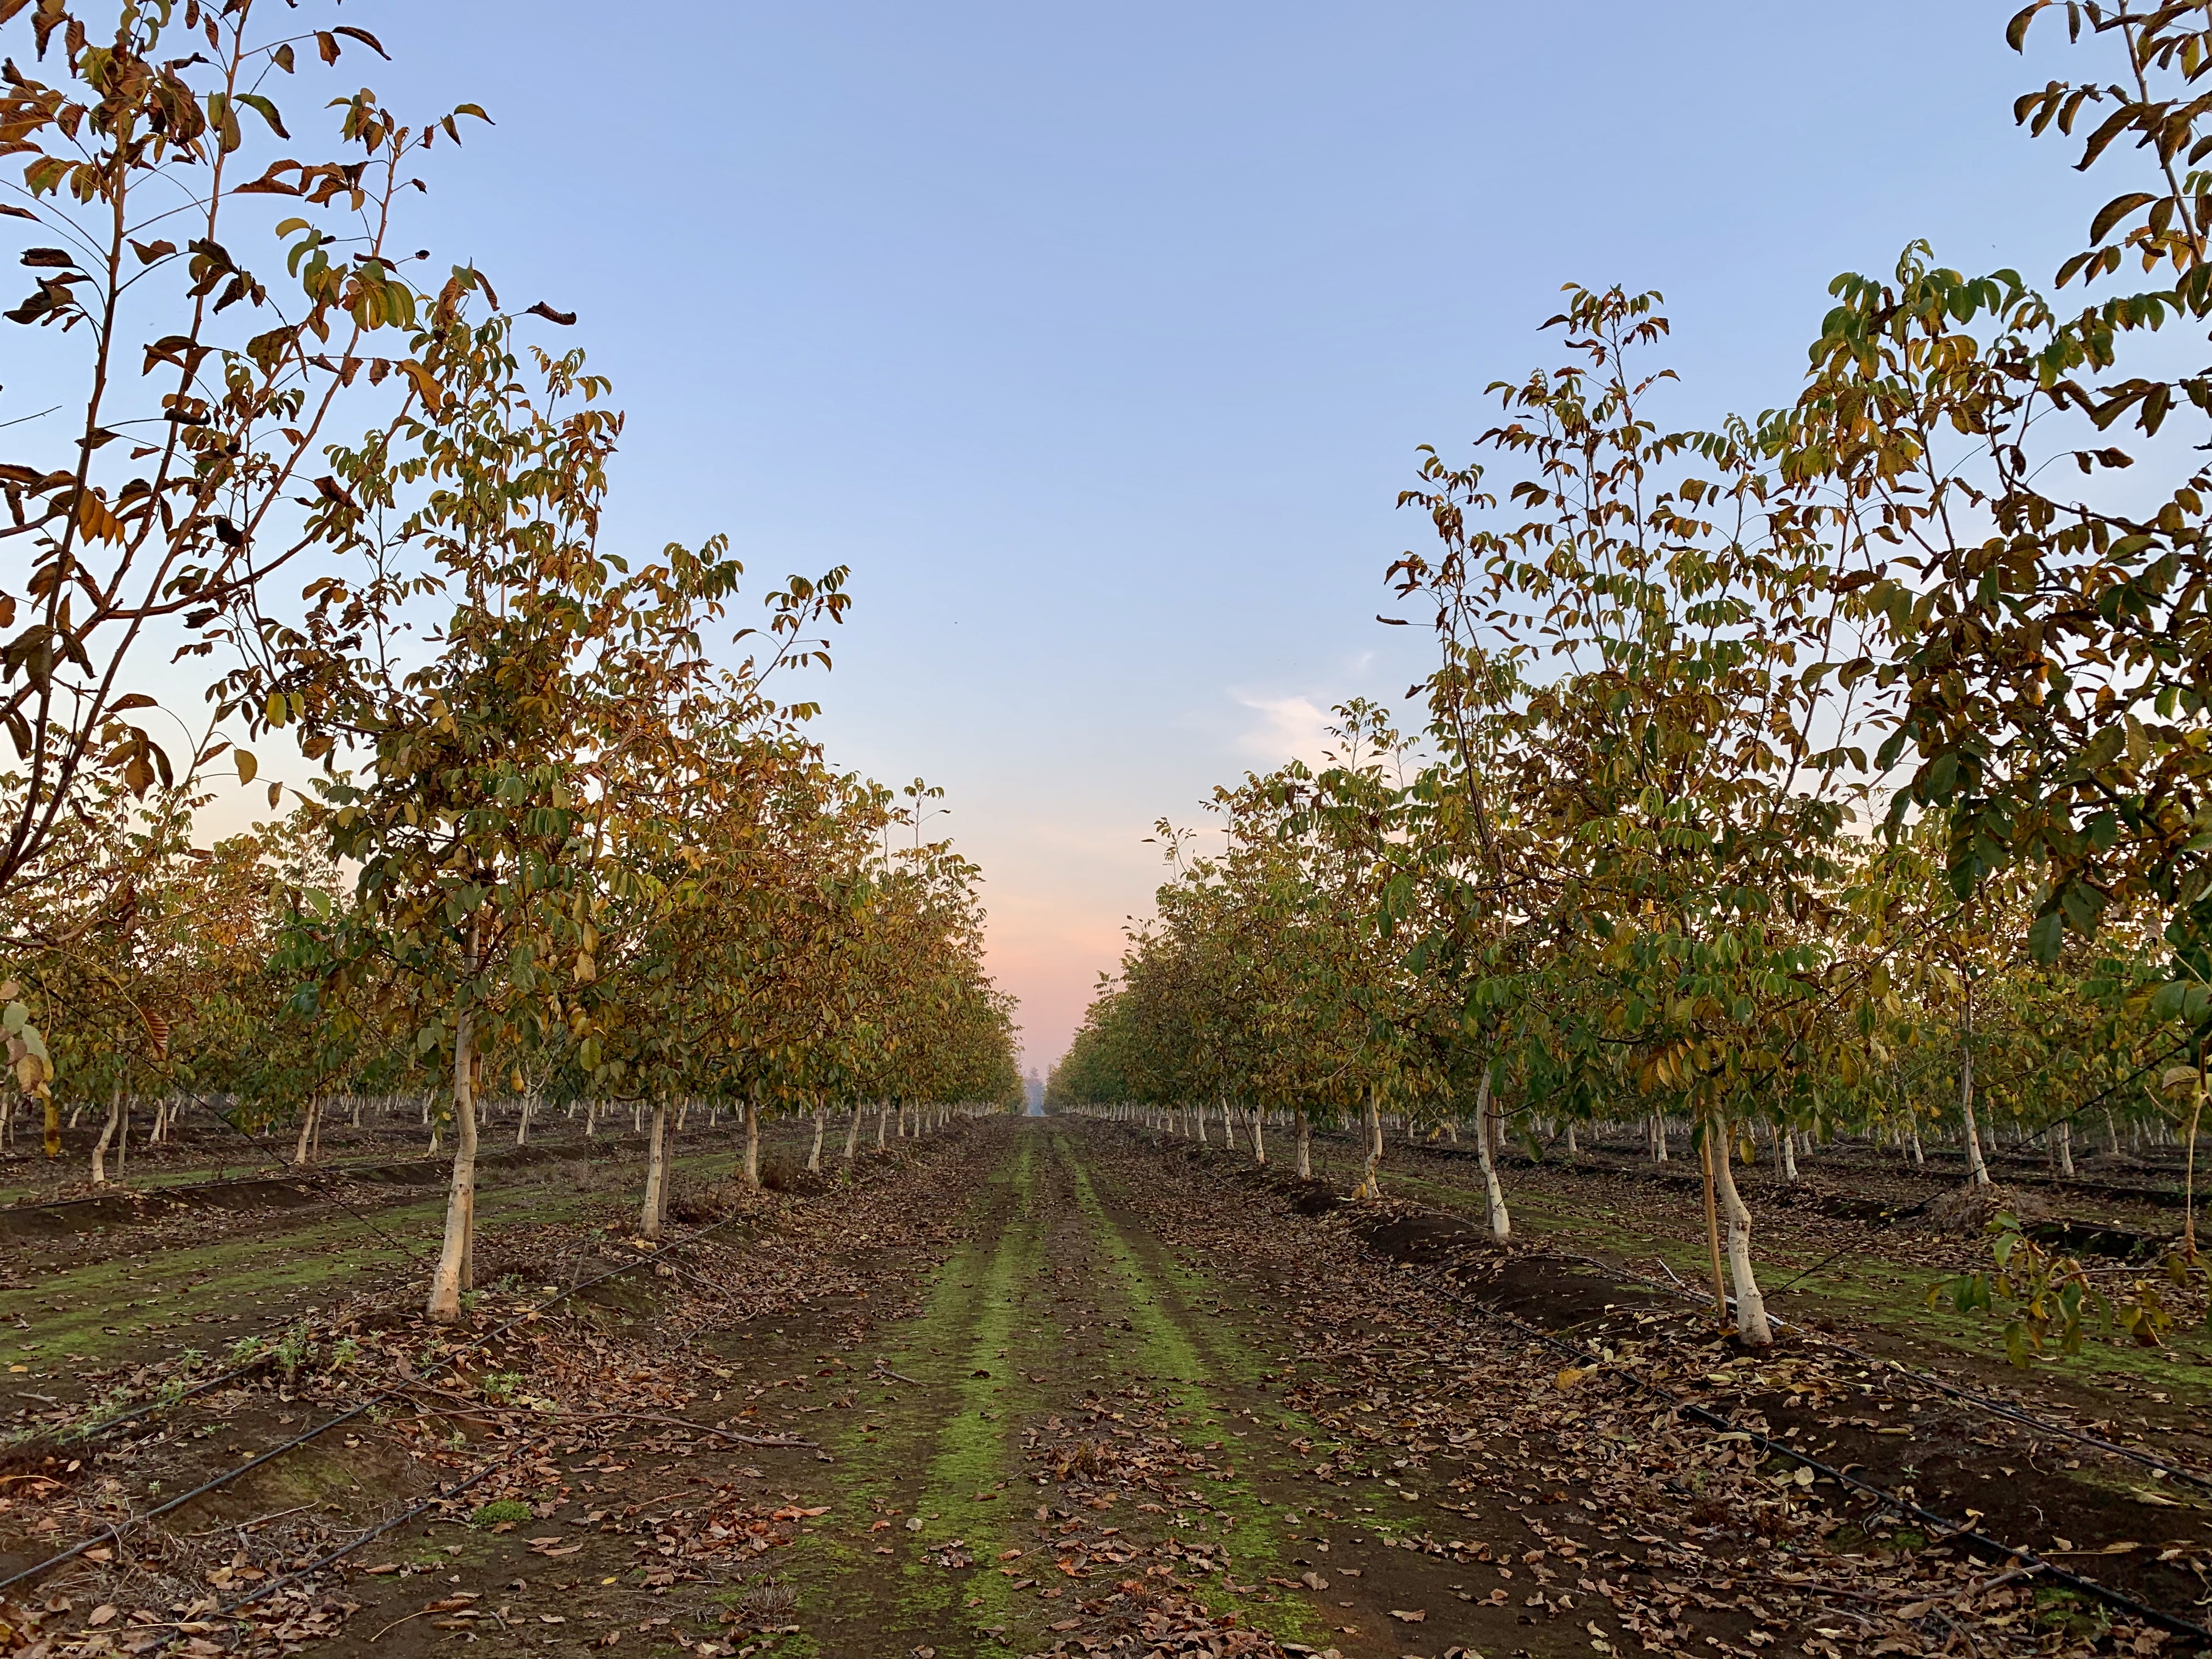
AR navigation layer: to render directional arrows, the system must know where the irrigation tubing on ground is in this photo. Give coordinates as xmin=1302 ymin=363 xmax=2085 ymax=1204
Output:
xmin=222 ymin=1441 xmax=531 ymax=1616
xmin=0 ymin=1203 xmax=760 ymax=1598
xmin=31 ymin=1118 xmax=765 ymax=1448
xmin=1423 ymin=1266 xmax=2212 ymax=1647
xmin=1107 ymin=1121 xmax=2212 ymax=1644
xmin=1356 ymin=1133 xmax=2212 ymax=1493
xmin=1553 ymin=1240 xmax=2212 ymax=1501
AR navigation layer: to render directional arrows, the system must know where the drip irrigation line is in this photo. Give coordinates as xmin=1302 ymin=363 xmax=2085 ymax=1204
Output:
xmin=1558 ymin=1240 xmax=2212 ymax=1500
xmin=1403 ymin=1246 xmax=2212 ymax=1645
xmin=221 ymin=1441 xmax=532 ymax=1618
xmin=0 ymin=1205 xmax=756 ymax=1599
xmin=60 ymin=1132 xmax=946 ymax=1653
xmin=1117 ymin=1118 xmax=2212 ymax=1641
xmin=1361 ymin=1139 xmax=2212 ymax=1493
xmin=30 ymin=1122 xmax=763 ymax=1448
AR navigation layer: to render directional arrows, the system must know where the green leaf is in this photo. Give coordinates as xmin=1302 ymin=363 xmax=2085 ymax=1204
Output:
xmin=2027 ymin=909 xmax=2065 ymax=963
xmin=236 ymin=93 xmax=290 ymax=139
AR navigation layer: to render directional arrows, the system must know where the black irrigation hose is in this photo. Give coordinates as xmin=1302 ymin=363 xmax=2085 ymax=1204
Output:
xmin=1103 ymin=1124 xmax=2212 ymax=1645
xmin=1304 ymin=1183 xmax=2212 ymax=1655
xmin=1437 ymin=1279 xmax=2212 ymax=1647
xmin=1549 ymin=1242 xmax=2212 ymax=1501
xmin=0 ymin=1204 xmax=757 ymax=1598
xmin=221 ymin=1441 xmax=529 ymax=1616
xmin=29 ymin=1121 xmax=768 ymax=1449
xmin=1369 ymin=1137 xmax=2212 ymax=1495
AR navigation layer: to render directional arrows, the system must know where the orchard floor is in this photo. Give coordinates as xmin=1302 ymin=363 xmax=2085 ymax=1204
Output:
xmin=3 ymin=1118 xmax=2205 ymax=1658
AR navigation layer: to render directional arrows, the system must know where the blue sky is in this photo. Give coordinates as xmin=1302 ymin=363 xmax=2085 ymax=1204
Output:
xmin=174 ymin=3 xmax=2114 ymax=1066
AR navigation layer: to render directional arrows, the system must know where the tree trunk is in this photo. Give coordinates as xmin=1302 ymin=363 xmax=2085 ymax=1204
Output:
xmin=1250 ymin=1104 xmax=1266 ymax=1165
xmin=1651 ymin=1113 xmax=1669 ymax=1163
xmin=91 ymin=1087 xmax=120 ymax=1186
xmin=2186 ymin=1073 xmax=2204 ymax=1261
xmin=425 ymin=986 xmax=479 ymax=1324
xmin=1564 ymin=1120 xmax=1577 ymax=1156
xmin=844 ymin=1103 xmax=863 ymax=1163
xmin=1960 ymin=1003 xmax=1990 ymax=1187
xmin=1908 ymin=1119 xmax=1924 ymax=1167
xmin=1354 ymin=1092 xmax=1384 ymax=1198
xmin=516 ymin=1090 xmax=532 ymax=1147
xmin=1473 ymin=1066 xmax=1510 ymax=1243
xmin=876 ymin=1101 xmax=890 ymax=1150
xmin=809 ymin=1104 xmax=826 ymax=1173
xmin=744 ymin=1095 xmax=763 ymax=1189
xmin=1780 ymin=1126 xmax=1798 ymax=1183
xmin=1709 ymin=1115 xmax=1773 ymax=1345
xmin=1960 ymin=1083 xmax=1991 ymax=1187
xmin=1295 ymin=1108 xmax=1312 ymax=1181
xmin=294 ymin=1097 xmax=318 ymax=1167
xmin=115 ymin=1094 xmax=129 ymax=1173
xmin=1699 ymin=1121 xmax=1729 ymax=1329
xmin=641 ymin=1099 xmax=669 ymax=1238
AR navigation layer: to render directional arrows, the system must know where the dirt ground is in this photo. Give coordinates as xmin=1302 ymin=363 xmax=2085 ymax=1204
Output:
xmin=0 ymin=1118 xmax=2205 ymax=1658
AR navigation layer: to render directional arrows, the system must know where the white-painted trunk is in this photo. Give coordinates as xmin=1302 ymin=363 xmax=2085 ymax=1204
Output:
xmin=1960 ymin=1009 xmax=1990 ymax=1186
xmin=425 ymin=995 xmax=479 ymax=1324
xmin=1474 ymin=1067 xmax=1510 ymax=1243
xmin=844 ymin=1103 xmax=863 ymax=1162
xmin=809 ymin=1105 xmax=826 ymax=1172
xmin=90 ymin=1088 xmax=120 ymax=1186
xmin=641 ymin=1099 xmax=669 ymax=1238
xmin=1355 ymin=1093 xmax=1384 ymax=1197
xmin=1709 ymin=1116 xmax=1773 ymax=1345
xmin=2056 ymin=1118 xmax=2075 ymax=1176
xmin=1295 ymin=1108 xmax=1312 ymax=1180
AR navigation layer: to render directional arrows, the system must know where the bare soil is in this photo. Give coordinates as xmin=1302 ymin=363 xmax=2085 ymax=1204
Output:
xmin=0 ymin=1119 xmax=2202 ymax=1659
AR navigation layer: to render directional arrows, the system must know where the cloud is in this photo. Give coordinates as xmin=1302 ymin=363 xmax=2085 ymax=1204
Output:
xmin=1232 ymin=691 xmax=1333 ymax=768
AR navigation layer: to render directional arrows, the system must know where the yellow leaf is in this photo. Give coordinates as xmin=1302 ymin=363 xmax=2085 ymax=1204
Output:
xmin=76 ymin=491 xmax=121 ymax=543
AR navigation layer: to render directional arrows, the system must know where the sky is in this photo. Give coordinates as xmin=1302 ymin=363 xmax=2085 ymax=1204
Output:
xmin=42 ymin=2 xmax=2114 ymax=1072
